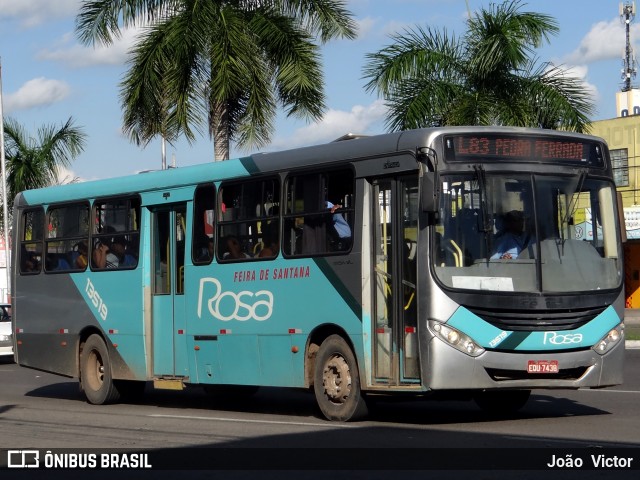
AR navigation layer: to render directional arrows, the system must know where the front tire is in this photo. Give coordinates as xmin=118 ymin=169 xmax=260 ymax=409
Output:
xmin=80 ymin=334 xmax=120 ymax=405
xmin=313 ymin=335 xmax=368 ymax=421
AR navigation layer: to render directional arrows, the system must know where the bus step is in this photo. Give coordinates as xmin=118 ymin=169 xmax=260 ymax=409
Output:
xmin=153 ymin=378 xmax=186 ymax=390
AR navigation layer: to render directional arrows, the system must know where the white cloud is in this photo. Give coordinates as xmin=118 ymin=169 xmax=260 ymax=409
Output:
xmin=0 ymin=0 xmax=80 ymax=28
xmin=4 ymin=78 xmax=71 ymax=113
xmin=381 ymin=20 xmax=417 ymax=38
xmin=356 ymin=16 xmax=378 ymax=40
xmin=55 ymin=166 xmax=84 ymax=185
xmin=269 ymin=99 xmax=388 ymax=150
xmin=355 ymin=17 xmax=418 ymax=42
xmin=38 ymin=27 xmax=142 ymax=68
xmin=562 ymin=64 xmax=600 ymax=103
xmin=564 ymin=18 xmax=640 ymax=65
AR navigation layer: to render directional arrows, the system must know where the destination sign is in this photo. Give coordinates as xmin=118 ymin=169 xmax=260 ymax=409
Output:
xmin=443 ymin=134 xmax=605 ymax=167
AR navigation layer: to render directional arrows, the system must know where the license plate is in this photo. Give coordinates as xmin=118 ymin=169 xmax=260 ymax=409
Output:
xmin=527 ymin=360 xmax=559 ymax=374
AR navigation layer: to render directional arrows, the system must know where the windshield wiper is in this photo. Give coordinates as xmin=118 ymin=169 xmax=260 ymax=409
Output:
xmin=557 ymin=170 xmax=587 ymax=257
xmin=563 ymin=170 xmax=587 ymax=227
xmin=473 ymin=165 xmax=492 ymax=232
xmin=473 ymin=165 xmax=492 ymax=262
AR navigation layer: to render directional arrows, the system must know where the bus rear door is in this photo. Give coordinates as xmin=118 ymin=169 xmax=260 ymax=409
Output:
xmin=151 ymin=204 xmax=188 ymax=378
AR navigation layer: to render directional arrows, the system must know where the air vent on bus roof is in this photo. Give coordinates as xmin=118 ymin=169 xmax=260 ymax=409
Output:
xmin=332 ymin=133 xmax=368 ymax=142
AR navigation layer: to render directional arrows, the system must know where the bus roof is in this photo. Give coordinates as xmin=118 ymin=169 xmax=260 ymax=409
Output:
xmin=16 ymin=126 xmax=605 ymax=207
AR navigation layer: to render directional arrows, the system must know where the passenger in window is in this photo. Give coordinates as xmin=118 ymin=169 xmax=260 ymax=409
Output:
xmin=93 ymin=239 xmax=119 ymax=269
xmin=46 ymin=253 xmax=71 ymax=271
xmin=196 ymin=235 xmax=214 ymax=262
xmin=491 ymin=210 xmax=533 ymax=260
xmin=73 ymin=241 xmax=89 ymax=269
xmin=222 ymin=235 xmax=251 ymax=260
xmin=22 ymin=250 xmax=40 ymax=273
xmin=258 ymin=222 xmax=279 ymax=258
xmin=110 ymin=235 xmax=137 ymax=267
xmin=326 ymin=201 xmax=351 ymax=250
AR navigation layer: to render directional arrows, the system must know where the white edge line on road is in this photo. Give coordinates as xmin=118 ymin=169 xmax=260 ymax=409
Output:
xmin=577 ymin=389 xmax=640 ymax=394
xmin=148 ymin=414 xmax=354 ymax=428
xmin=502 ymin=435 xmax=638 ymax=448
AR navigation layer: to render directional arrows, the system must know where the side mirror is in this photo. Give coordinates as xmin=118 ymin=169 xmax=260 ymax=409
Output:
xmin=618 ymin=191 xmax=627 ymax=244
xmin=421 ymin=172 xmax=438 ymax=213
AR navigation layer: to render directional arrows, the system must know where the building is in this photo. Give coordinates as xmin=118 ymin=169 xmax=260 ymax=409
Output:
xmin=592 ymin=89 xmax=640 ymax=307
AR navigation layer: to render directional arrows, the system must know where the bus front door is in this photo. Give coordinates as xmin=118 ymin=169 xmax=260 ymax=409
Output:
xmin=371 ymin=177 xmax=419 ymax=385
xmin=151 ymin=204 xmax=188 ymax=378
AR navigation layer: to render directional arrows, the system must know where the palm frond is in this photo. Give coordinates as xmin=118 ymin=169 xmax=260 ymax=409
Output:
xmin=363 ymin=26 xmax=464 ymax=98
xmin=363 ymin=0 xmax=592 ymax=133
xmin=77 ymin=0 xmax=356 ymax=159
xmin=272 ymin=0 xmax=357 ymax=42
xmin=3 ymin=117 xmax=86 ymax=217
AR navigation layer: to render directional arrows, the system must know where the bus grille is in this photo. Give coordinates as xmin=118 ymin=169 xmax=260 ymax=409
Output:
xmin=485 ymin=367 xmax=589 ymax=381
xmin=465 ymin=306 xmax=607 ymax=331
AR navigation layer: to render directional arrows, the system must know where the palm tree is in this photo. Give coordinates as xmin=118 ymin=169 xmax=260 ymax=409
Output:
xmin=3 ymin=117 xmax=86 ymax=218
xmin=363 ymin=0 xmax=594 ymax=133
xmin=76 ymin=0 xmax=357 ymax=161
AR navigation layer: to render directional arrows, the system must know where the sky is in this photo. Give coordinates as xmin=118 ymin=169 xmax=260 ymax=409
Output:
xmin=0 ymin=0 xmax=639 ymax=182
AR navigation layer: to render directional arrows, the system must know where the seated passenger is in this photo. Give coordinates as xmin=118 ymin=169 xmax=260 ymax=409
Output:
xmin=491 ymin=210 xmax=532 ymax=260
xmin=222 ymin=235 xmax=251 ymax=260
xmin=71 ymin=241 xmax=88 ymax=269
xmin=195 ymin=235 xmax=214 ymax=262
xmin=110 ymin=235 xmax=137 ymax=267
xmin=21 ymin=250 xmax=41 ymax=273
xmin=46 ymin=254 xmax=70 ymax=271
xmin=258 ymin=222 xmax=279 ymax=258
xmin=92 ymin=238 xmax=119 ymax=269
xmin=326 ymin=201 xmax=351 ymax=250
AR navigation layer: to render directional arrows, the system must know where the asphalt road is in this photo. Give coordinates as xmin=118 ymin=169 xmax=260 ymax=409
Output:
xmin=0 ymin=350 xmax=639 ymax=480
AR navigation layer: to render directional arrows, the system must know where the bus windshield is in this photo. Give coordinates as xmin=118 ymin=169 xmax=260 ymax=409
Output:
xmin=433 ymin=172 xmax=622 ymax=293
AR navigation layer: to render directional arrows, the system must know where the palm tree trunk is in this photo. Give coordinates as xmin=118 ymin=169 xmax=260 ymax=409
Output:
xmin=210 ymin=101 xmax=230 ymax=161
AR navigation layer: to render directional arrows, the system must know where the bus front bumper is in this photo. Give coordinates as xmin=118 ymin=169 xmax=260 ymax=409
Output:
xmin=424 ymin=334 xmax=625 ymax=391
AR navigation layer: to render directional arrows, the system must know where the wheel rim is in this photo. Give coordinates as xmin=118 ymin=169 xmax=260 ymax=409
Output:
xmin=322 ymin=353 xmax=352 ymax=404
xmin=86 ymin=349 xmax=105 ymax=392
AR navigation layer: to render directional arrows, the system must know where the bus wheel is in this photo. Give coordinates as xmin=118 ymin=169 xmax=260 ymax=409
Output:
xmin=473 ymin=390 xmax=530 ymax=415
xmin=314 ymin=335 xmax=368 ymax=421
xmin=80 ymin=334 xmax=120 ymax=405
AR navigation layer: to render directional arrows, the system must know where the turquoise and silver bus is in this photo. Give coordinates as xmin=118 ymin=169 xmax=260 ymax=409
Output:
xmin=12 ymin=126 xmax=625 ymax=421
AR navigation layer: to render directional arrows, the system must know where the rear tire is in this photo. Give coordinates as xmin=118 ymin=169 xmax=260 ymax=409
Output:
xmin=314 ymin=335 xmax=368 ymax=421
xmin=473 ymin=389 xmax=530 ymax=415
xmin=80 ymin=334 xmax=120 ymax=404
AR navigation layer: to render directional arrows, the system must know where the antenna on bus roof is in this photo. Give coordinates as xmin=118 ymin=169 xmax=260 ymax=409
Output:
xmin=332 ymin=133 xmax=368 ymax=142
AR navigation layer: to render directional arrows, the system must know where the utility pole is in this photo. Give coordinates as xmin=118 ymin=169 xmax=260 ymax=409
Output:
xmin=621 ymin=2 xmax=637 ymax=92
xmin=0 ymin=58 xmax=11 ymax=302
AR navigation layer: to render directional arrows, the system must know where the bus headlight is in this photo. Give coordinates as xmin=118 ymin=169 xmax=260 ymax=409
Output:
xmin=592 ymin=324 xmax=624 ymax=355
xmin=430 ymin=321 xmax=485 ymax=357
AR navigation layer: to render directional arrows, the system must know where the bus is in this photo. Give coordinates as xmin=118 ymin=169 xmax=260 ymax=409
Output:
xmin=11 ymin=126 xmax=626 ymax=421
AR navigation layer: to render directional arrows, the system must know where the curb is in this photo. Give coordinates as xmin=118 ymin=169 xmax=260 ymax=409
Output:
xmin=626 ymin=340 xmax=640 ymax=349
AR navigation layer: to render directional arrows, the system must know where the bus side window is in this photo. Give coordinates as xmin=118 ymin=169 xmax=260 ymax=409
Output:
xmin=20 ymin=208 xmax=45 ymax=274
xmin=283 ymin=169 xmax=354 ymax=257
xmin=192 ymin=184 xmax=215 ymax=265
xmin=217 ymin=177 xmax=280 ymax=262
xmin=44 ymin=203 xmax=90 ymax=273
xmin=91 ymin=196 xmax=141 ymax=270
